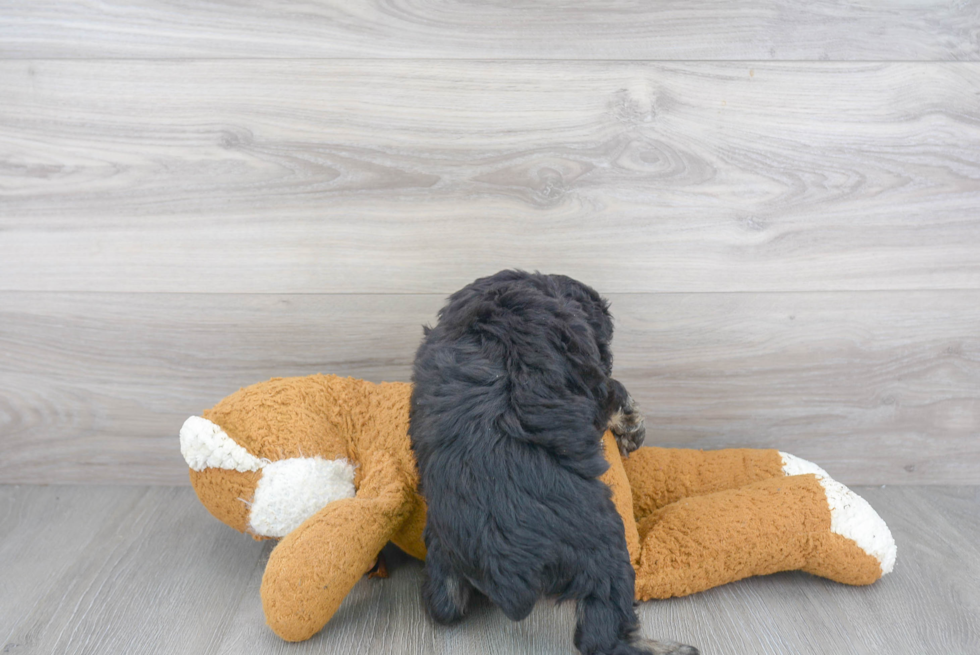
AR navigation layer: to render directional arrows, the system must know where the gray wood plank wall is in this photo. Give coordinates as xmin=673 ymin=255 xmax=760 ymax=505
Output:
xmin=2 ymin=1 xmax=978 ymax=59
xmin=1 ymin=2 xmax=978 ymax=485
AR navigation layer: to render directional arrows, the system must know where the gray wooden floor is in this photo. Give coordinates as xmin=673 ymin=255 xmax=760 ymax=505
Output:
xmin=1 ymin=484 xmax=977 ymax=655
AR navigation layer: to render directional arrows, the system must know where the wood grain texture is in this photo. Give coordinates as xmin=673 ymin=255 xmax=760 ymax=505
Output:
xmin=0 ymin=485 xmax=268 ymax=655
xmin=2 ymin=290 xmax=977 ymax=485
xmin=0 ymin=486 xmax=139 ymax=648
xmin=0 ymin=1 xmax=977 ymax=60
xmin=2 ymin=61 xmax=980 ymax=293
xmin=614 ymin=292 xmax=980 ymax=486
xmin=0 ymin=292 xmax=443 ymax=485
xmin=1 ymin=485 xmax=978 ymax=654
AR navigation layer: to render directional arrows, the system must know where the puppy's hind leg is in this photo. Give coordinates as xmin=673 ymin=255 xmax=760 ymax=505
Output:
xmin=421 ymin=534 xmax=473 ymax=625
xmin=573 ymin=558 xmax=697 ymax=655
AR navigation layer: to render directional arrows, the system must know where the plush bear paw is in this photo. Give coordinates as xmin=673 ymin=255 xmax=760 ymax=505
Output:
xmin=781 ymin=452 xmax=897 ymax=579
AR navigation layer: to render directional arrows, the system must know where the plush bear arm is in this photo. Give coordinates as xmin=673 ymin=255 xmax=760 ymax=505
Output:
xmin=260 ymin=453 xmax=415 ymax=642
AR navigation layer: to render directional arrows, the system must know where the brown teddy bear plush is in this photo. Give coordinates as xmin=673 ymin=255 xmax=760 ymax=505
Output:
xmin=180 ymin=374 xmax=896 ymax=642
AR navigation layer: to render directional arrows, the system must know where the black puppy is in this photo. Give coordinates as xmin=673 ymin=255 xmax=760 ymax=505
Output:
xmin=409 ymin=270 xmax=697 ymax=655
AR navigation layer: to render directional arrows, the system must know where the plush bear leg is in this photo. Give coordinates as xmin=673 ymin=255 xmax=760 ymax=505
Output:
xmin=621 ymin=446 xmax=787 ymax=524
xmin=632 ymin=473 xmax=895 ymax=600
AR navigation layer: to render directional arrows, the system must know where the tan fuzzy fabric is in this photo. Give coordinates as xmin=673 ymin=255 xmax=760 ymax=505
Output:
xmin=262 ymin=448 xmax=417 ymax=641
xmin=188 ymin=468 xmax=263 ymax=537
xmin=622 ymin=446 xmax=786 ymax=520
xmin=803 ymin=532 xmax=884 ymax=586
xmin=599 ymin=433 xmax=641 ymax=566
xmin=185 ymin=374 xmax=890 ymax=642
xmin=633 ymin=474 xmax=883 ymax=599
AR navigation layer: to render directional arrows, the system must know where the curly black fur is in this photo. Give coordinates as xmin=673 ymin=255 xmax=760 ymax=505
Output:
xmin=409 ymin=270 xmax=696 ymax=655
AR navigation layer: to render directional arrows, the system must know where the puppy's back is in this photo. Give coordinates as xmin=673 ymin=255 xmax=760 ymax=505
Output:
xmin=409 ymin=271 xmax=625 ymax=603
xmin=410 ymin=271 xmax=611 ymax=480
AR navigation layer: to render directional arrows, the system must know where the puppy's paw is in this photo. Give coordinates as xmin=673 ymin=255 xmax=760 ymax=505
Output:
xmin=630 ymin=637 xmax=699 ymax=655
xmin=422 ymin=571 xmax=471 ymax=625
xmin=608 ymin=393 xmax=646 ymax=457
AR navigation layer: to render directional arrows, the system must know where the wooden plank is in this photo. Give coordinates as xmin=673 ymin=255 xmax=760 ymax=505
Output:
xmin=1 ymin=290 xmax=976 ymax=486
xmin=614 ymin=292 xmax=980 ymax=486
xmin=0 ymin=486 xmax=267 ymax=655
xmin=1 ymin=485 xmax=977 ymax=654
xmin=2 ymin=61 xmax=980 ymax=293
xmin=0 ymin=1 xmax=977 ymax=60
xmin=0 ymin=485 xmax=139 ymax=648
xmin=0 ymin=292 xmax=444 ymax=485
